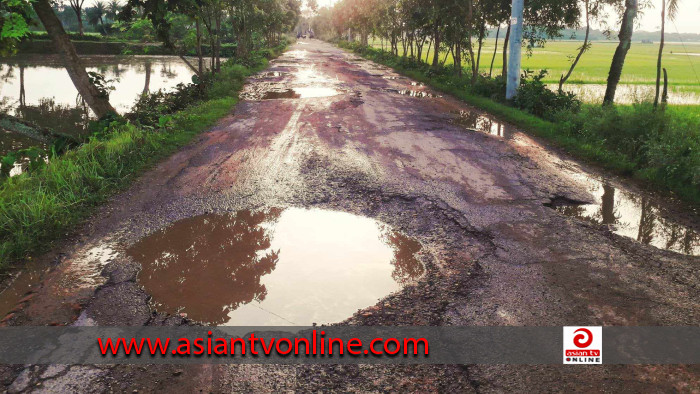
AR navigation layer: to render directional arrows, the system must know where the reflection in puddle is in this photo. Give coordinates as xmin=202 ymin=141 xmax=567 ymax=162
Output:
xmin=127 ymin=208 xmax=424 ymax=325
xmin=257 ymin=71 xmax=283 ymax=78
xmin=261 ymin=87 xmax=340 ymax=99
xmin=262 ymin=89 xmax=301 ymax=99
xmin=552 ymin=180 xmax=699 ymax=255
xmin=294 ymin=87 xmax=341 ymax=98
xmin=451 ymin=110 xmax=511 ymax=138
xmin=397 ymin=89 xmax=438 ymax=98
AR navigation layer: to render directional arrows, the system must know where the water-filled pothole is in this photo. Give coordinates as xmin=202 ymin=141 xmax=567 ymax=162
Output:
xmin=451 ymin=110 xmax=512 ymax=138
xmin=256 ymin=71 xmax=284 ymax=78
xmin=397 ymin=89 xmax=439 ymax=98
xmin=127 ymin=208 xmax=424 ymax=326
xmin=546 ymin=182 xmax=699 ymax=255
xmin=261 ymin=87 xmax=341 ymax=100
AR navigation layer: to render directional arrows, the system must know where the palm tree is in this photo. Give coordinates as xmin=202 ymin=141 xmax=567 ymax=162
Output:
xmin=653 ymin=0 xmax=679 ymax=108
xmin=106 ymin=0 xmax=120 ymax=21
xmin=87 ymin=1 xmax=107 ymax=34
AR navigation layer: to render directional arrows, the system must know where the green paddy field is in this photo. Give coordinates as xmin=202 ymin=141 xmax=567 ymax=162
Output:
xmin=370 ymin=39 xmax=700 ymax=104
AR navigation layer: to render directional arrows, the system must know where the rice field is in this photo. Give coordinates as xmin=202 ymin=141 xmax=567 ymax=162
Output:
xmin=369 ymin=38 xmax=700 ymax=104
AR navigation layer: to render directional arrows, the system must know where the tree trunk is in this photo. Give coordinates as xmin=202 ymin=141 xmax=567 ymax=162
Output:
xmin=662 ymin=67 xmax=668 ymax=104
xmin=426 ymin=38 xmax=433 ymax=63
xmin=196 ymin=18 xmax=203 ymax=75
xmin=441 ymin=45 xmax=452 ymax=66
xmin=215 ymin=11 xmax=221 ymax=72
xmin=19 ymin=66 xmax=26 ymax=107
xmin=142 ymin=62 xmax=151 ymax=96
xmin=653 ymin=0 xmax=665 ymax=108
xmin=33 ymin=0 xmax=115 ymax=118
xmin=99 ymin=16 xmax=107 ymax=35
xmin=474 ymin=18 xmax=486 ymax=83
xmin=467 ymin=31 xmax=477 ymax=82
xmin=489 ymin=25 xmax=500 ymax=77
xmin=601 ymin=184 xmax=616 ymax=225
xmin=454 ymin=40 xmax=462 ymax=76
xmin=559 ymin=0 xmax=590 ymax=92
xmin=432 ymin=19 xmax=441 ymax=67
xmin=75 ymin=9 xmax=84 ymax=36
xmin=603 ymin=0 xmax=638 ymax=106
xmin=502 ymin=21 xmax=511 ymax=79
xmin=237 ymin=15 xmax=247 ymax=58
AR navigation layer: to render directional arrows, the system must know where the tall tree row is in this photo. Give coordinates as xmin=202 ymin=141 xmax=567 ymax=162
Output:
xmin=314 ymin=0 xmax=580 ymax=83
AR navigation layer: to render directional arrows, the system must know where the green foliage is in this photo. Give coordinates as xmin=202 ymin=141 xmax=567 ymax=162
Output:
xmin=115 ymin=18 xmax=156 ymax=41
xmin=514 ymin=69 xmax=581 ymax=120
xmin=27 ymin=31 xmax=107 ymax=41
xmin=87 ymin=71 xmax=117 ymax=99
xmin=0 ymin=0 xmax=32 ymax=55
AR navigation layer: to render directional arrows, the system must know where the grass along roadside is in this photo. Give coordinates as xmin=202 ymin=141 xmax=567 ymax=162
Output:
xmin=338 ymin=40 xmax=700 ymax=205
xmin=0 ymin=42 xmax=288 ymax=270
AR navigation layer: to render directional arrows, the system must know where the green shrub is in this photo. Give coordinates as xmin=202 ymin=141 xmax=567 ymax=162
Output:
xmin=514 ymin=69 xmax=581 ymax=120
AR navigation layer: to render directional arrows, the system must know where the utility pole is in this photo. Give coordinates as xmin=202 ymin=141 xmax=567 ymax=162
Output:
xmin=505 ymin=0 xmax=524 ymax=100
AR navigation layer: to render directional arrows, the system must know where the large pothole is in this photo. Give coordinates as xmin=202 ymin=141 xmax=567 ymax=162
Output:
xmin=127 ymin=207 xmax=424 ymax=326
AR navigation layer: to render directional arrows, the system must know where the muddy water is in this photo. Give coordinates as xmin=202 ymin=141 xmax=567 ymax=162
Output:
xmin=550 ymin=176 xmax=699 ymax=255
xmin=261 ymin=87 xmax=340 ymax=100
xmin=127 ymin=208 xmax=424 ymax=325
xmin=451 ymin=110 xmax=512 ymax=138
xmin=0 ymin=259 xmax=50 ymax=321
xmin=243 ymin=50 xmax=343 ymax=101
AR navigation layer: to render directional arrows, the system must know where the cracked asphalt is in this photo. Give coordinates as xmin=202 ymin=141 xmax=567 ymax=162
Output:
xmin=1 ymin=39 xmax=699 ymax=392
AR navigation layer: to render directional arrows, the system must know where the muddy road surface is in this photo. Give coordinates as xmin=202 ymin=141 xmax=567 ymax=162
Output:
xmin=1 ymin=40 xmax=699 ymax=392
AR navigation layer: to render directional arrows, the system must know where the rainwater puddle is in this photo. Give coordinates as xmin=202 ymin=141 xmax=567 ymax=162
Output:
xmin=397 ymin=89 xmax=439 ymax=98
xmin=127 ymin=208 xmax=424 ymax=326
xmin=0 ymin=259 xmax=50 ymax=320
xmin=451 ymin=110 xmax=512 ymax=138
xmin=256 ymin=71 xmax=284 ymax=78
xmin=0 ymin=243 xmax=116 ymax=322
xmin=261 ymin=87 xmax=340 ymax=99
xmin=548 ymin=179 xmax=699 ymax=255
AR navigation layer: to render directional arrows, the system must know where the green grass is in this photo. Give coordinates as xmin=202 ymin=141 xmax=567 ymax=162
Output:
xmin=371 ymin=38 xmax=700 ymax=100
xmin=0 ymin=43 xmax=288 ymax=270
xmin=341 ymin=40 xmax=700 ymax=205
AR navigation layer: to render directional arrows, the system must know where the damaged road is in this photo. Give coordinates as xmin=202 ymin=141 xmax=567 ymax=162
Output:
xmin=1 ymin=40 xmax=699 ymax=392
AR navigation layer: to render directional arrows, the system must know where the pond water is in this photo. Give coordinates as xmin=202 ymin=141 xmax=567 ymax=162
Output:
xmin=127 ymin=208 xmax=425 ymax=326
xmin=549 ymin=83 xmax=700 ymax=105
xmin=0 ymin=55 xmax=199 ymax=155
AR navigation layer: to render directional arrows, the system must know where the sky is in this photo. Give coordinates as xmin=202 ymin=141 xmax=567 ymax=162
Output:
xmin=307 ymin=0 xmax=700 ymax=34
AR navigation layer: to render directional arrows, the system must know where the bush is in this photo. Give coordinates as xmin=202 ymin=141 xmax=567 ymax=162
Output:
xmin=127 ymin=82 xmax=205 ymax=127
xmin=514 ymin=69 xmax=581 ymax=120
xmin=27 ymin=31 xmax=105 ymax=42
xmin=472 ymin=74 xmax=506 ymax=100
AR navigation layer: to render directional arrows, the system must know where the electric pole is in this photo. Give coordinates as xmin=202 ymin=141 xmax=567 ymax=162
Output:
xmin=505 ymin=0 xmax=524 ymax=100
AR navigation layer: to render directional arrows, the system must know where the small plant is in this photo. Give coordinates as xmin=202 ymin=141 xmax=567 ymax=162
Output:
xmin=87 ymin=71 xmax=117 ymax=99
